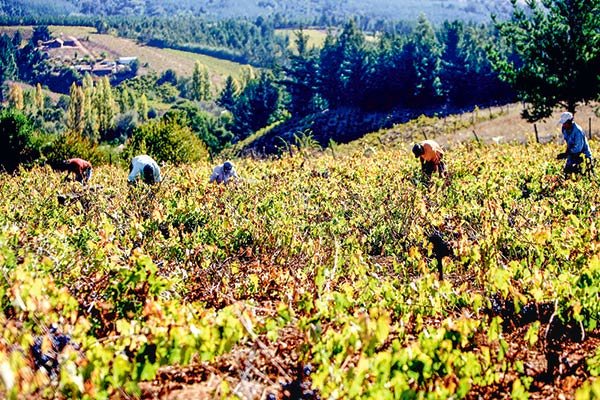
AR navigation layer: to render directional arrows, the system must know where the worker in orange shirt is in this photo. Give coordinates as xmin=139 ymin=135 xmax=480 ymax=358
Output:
xmin=62 ymin=158 xmax=93 ymax=184
xmin=412 ymin=140 xmax=447 ymax=178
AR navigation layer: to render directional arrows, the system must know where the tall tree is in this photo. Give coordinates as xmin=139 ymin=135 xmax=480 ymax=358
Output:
xmin=94 ymin=76 xmax=115 ymax=140
xmin=402 ymin=15 xmax=443 ymax=106
xmin=31 ymin=25 xmax=51 ymax=45
xmin=233 ymin=71 xmax=281 ymax=139
xmin=7 ymin=83 xmax=23 ymax=110
xmin=16 ymin=41 xmax=48 ymax=83
xmin=0 ymin=33 xmax=17 ymax=101
xmin=319 ymin=21 xmax=367 ymax=108
xmin=12 ymin=30 xmax=22 ymax=48
xmin=217 ymin=75 xmax=239 ymax=112
xmin=138 ymin=94 xmax=149 ymax=122
xmin=66 ymin=83 xmax=85 ymax=135
xmin=34 ymin=83 xmax=44 ymax=114
xmin=191 ymin=61 xmax=211 ymax=101
xmin=491 ymin=0 xmax=600 ymax=121
xmin=283 ymin=29 xmax=322 ymax=117
xmin=83 ymin=87 xmax=99 ymax=142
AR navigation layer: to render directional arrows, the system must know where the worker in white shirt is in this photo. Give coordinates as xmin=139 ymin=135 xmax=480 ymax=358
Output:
xmin=209 ymin=160 xmax=239 ymax=184
xmin=128 ymin=155 xmax=162 ymax=184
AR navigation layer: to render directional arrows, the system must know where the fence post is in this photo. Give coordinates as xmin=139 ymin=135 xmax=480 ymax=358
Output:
xmin=589 ymin=117 xmax=592 ymax=140
xmin=534 ymin=124 xmax=540 ymax=143
xmin=472 ymin=130 xmax=481 ymax=146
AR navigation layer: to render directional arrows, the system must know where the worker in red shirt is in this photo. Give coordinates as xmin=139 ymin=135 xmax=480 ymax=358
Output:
xmin=412 ymin=140 xmax=447 ymax=178
xmin=62 ymin=158 xmax=93 ymax=184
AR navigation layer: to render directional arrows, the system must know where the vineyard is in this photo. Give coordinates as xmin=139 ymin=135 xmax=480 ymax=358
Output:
xmin=1 ymin=139 xmax=600 ymax=399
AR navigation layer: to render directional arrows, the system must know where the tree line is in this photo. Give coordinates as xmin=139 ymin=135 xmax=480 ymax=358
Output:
xmin=1 ymin=0 xmax=599 ymax=169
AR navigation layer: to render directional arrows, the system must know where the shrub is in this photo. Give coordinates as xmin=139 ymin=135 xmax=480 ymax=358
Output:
xmin=42 ymin=132 xmax=108 ymax=167
xmin=124 ymin=118 xmax=209 ymax=165
xmin=0 ymin=108 xmax=42 ymax=172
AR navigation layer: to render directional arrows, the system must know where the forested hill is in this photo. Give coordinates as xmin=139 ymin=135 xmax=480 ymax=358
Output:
xmin=1 ymin=0 xmax=516 ymax=24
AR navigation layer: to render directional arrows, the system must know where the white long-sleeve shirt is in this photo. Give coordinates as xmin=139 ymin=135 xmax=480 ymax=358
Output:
xmin=209 ymin=164 xmax=238 ymax=184
xmin=128 ymin=155 xmax=162 ymax=183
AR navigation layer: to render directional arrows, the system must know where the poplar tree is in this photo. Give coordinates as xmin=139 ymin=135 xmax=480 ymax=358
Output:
xmin=34 ymin=83 xmax=44 ymax=113
xmin=191 ymin=61 xmax=211 ymax=101
xmin=83 ymin=88 xmax=99 ymax=142
xmin=95 ymin=76 xmax=115 ymax=139
xmin=138 ymin=93 xmax=149 ymax=122
xmin=66 ymin=83 xmax=85 ymax=135
xmin=7 ymin=83 xmax=23 ymax=110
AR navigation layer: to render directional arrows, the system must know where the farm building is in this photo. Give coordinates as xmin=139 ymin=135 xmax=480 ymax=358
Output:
xmin=117 ymin=57 xmax=138 ymax=65
xmin=41 ymin=38 xmax=63 ymax=48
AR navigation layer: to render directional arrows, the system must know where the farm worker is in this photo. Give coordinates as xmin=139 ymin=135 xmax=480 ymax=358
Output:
xmin=62 ymin=158 xmax=93 ymax=184
xmin=209 ymin=160 xmax=239 ymax=184
xmin=128 ymin=155 xmax=162 ymax=184
xmin=412 ymin=140 xmax=447 ymax=178
xmin=557 ymin=112 xmax=593 ymax=175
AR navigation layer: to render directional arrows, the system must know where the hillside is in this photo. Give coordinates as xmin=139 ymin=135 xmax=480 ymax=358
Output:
xmin=0 ymin=25 xmax=247 ymax=87
xmin=1 ymin=127 xmax=600 ymax=398
xmin=233 ymin=103 xmax=600 ymax=157
xmin=1 ymin=0 xmax=518 ymax=24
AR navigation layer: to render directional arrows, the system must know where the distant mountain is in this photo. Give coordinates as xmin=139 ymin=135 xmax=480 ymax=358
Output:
xmin=0 ymin=0 xmax=516 ymax=24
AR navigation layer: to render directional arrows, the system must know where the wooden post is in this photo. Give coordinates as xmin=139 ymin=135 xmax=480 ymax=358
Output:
xmin=589 ymin=117 xmax=592 ymax=140
xmin=534 ymin=124 xmax=540 ymax=143
xmin=423 ymin=131 xmax=428 ymax=140
xmin=472 ymin=130 xmax=481 ymax=145
xmin=109 ymin=153 xmax=112 ymax=165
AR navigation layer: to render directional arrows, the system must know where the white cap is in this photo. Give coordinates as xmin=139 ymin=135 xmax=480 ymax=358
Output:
xmin=559 ymin=112 xmax=573 ymax=125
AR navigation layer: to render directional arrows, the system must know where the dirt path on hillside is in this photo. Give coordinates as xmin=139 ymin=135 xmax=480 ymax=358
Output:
xmin=373 ymin=103 xmax=600 ymax=151
xmin=435 ymin=104 xmax=598 ymax=148
xmin=66 ymin=35 xmax=95 ymax=59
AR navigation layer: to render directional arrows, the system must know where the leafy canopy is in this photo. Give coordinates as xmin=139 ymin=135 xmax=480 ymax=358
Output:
xmin=491 ymin=0 xmax=600 ymax=121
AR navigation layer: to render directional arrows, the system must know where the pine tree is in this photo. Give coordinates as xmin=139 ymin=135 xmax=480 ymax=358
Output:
xmin=318 ymin=21 xmax=367 ymax=108
xmin=0 ymin=34 xmax=17 ymax=102
xmin=400 ymin=15 xmax=443 ymax=107
xmin=217 ymin=75 xmax=239 ymax=111
xmin=233 ymin=71 xmax=281 ymax=138
xmin=283 ymin=29 xmax=322 ymax=117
